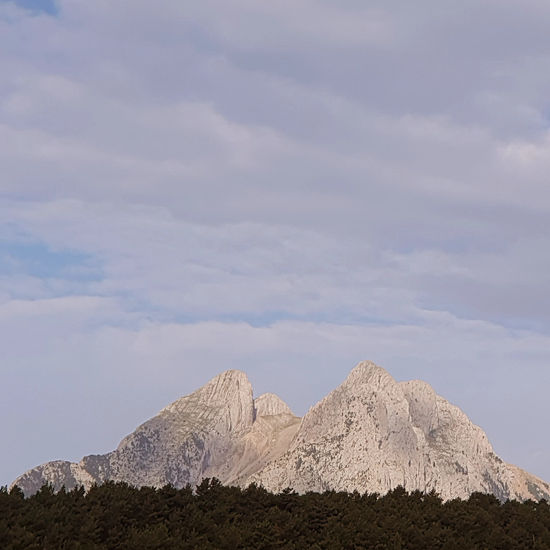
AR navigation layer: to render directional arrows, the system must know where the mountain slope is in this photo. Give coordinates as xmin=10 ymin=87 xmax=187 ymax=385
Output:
xmin=13 ymin=370 xmax=299 ymax=495
xmin=249 ymin=361 xmax=550 ymax=501
xmin=12 ymin=361 xmax=550 ymax=502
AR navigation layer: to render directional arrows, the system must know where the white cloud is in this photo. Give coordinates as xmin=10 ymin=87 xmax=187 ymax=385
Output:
xmin=1 ymin=0 xmax=550 ymax=487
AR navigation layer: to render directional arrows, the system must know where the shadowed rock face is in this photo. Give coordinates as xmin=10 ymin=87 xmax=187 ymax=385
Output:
xmin=12 ymin=362 xmax=550 ymax=502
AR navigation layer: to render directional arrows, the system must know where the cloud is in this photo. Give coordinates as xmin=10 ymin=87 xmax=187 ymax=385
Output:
xmin=1 ymin=0 xmax=550 ymax=487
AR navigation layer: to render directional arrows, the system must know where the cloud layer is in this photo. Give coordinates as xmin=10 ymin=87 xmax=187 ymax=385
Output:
xmin=2 ymin=0 xmax=550 ymax=486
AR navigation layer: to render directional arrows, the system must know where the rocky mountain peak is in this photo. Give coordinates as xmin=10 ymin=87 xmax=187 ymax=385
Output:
xmin=254 ymin=393 xmax=293 ymax=417
xmin=197 ymin=369 xmax=252 ymax=404
xmin=342 ymin=360 xmax=396 ymax=391
xmin=161 ymin=369 xmax=254 ymax=432
xmin=12 ymin=361 xmax=550 ymax=503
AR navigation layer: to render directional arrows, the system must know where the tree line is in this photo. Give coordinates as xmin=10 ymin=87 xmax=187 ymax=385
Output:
xmin=1 ymin=478 xmax=550 ymax=549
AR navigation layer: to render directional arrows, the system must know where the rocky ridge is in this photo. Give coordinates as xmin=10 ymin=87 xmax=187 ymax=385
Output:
xmin=13 ymin=361 xmax=550 ymax=502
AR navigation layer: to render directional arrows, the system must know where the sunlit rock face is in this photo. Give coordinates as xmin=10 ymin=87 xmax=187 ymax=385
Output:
xmin=12 ymin=369 xmax=300 ymax=495
xmin=249 ymin=361 xmax=550 ymax=501
xmin=13 ymin=362 xmax=550 ymax=502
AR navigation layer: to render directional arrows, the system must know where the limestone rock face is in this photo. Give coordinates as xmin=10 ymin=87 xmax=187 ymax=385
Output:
xmin=249 ymin=362 xmax=550 ymax=501
xmin=13 ymin=370 xmax=297 ymax=495
xmin=254 ymin=393 xmax=293 ymax=417
xmin=12 ymin=361 xmax=550 ymax=502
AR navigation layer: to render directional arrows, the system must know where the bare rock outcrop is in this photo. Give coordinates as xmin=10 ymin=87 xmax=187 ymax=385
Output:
xmin=12 ymin=361 xmax=550 ymax=502
xmin=254 ymin=393 xmax=293 ymax=417
xmin=13 ymin=370 xmax=298 ymax=495
xmin=249 ymin=361 xmax=550 ymax=501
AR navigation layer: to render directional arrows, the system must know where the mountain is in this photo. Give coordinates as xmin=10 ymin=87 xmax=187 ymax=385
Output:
xmin=13 ymin=370 xmax=300 ymax=496
xmin=12 ymin=361 xmax=550 ymax=501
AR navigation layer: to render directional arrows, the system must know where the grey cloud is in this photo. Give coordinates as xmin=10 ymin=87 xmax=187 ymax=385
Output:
xmin=3 ymin=3 xmax=550 ymax=327
xmin=1 ymin=0 xmax=550 ymax=487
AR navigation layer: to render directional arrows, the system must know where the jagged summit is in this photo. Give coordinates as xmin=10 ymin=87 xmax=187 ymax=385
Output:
xmin=162 ymin=369 xmax=251 ymax=409
xmin=202 ymin=369 xmax=251 ymax=393
xmin=12 ymin=361 xmax=550 ymax=502
xmin=254 ymin=393 xmax=293 ymax=417
xmin=347 ymin=359 xmax=386 ymax=377
xmin=248 ymin=361 xmax=550 ymax=501
xmin=161 ymin=369 xmax=255 ymax=434
xmin=342 ymin=360 xmax=396 ymax=390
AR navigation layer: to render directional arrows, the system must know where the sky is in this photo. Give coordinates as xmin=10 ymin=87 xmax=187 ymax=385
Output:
xmin=1 ymin=0 xmax=550 ymax=488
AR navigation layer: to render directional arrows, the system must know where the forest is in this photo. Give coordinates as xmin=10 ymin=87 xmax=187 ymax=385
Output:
xmin=1 ymin=478 xmax=550 ymax=549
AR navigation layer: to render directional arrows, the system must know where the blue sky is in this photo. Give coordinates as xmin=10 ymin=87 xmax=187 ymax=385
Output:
xmin=1 ymin=0 xmax=550 ymax=488
xmin=9 ymin=0 xmax=57 ymax=15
